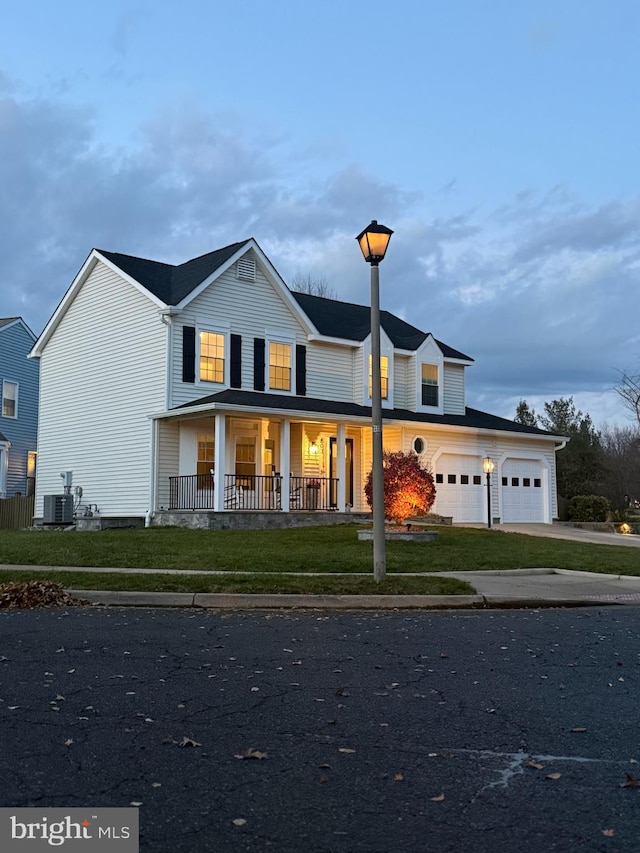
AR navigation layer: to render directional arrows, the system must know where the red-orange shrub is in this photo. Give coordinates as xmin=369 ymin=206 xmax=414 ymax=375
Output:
xmin=364 ymin=450 xmax=436 ymax=525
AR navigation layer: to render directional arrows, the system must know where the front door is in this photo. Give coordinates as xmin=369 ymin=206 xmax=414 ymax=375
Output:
xmin=329 ymin=437 xmax=353 ymax=508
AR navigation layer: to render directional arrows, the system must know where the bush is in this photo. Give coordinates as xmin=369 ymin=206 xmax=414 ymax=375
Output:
xmin=364 ymin=451 xmax=436 ymax=525
xmin=566 ymin=494 xmax=612 ymax=522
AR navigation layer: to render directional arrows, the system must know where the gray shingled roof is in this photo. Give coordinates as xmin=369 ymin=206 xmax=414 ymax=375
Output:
xmin=99 ymin=242 xmax=249 ymax=305
xmin=98 ymin=242 xmax=472 ymax=360
xmin=0 ymin=317 xmax=19 ymax=329
xmin=173 ymin=389 xmax=561 ymax=438
xmin=291 ymin=292 xmax=472 ymax=359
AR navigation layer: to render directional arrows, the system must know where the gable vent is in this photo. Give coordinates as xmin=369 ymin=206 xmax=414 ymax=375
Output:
xmin=237 ymin=257 xmax=256 ymax=281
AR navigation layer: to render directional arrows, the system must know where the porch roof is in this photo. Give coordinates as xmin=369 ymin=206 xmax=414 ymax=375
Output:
xmin=167 ymin=389 xmax=564 ymax=440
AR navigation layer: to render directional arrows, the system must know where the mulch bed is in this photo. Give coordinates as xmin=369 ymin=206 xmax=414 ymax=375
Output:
xmin=0 ymin=580 xmax=89 ymax=610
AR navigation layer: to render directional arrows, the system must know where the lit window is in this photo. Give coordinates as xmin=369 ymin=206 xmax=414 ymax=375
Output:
xmin=199 ymin=332 xmax=225 ymax=383
xmin=368 ymin=355 xmax=389 ymax=399
xmin=421 ymin=364 xmax=438 ymax=406
xmin=196 ymin=434 xmax=215 ymax=478
xmin=269 ymin=342 xmax=291 ymax=391
xmin=2 ymin=381 xmax=17 ymax=418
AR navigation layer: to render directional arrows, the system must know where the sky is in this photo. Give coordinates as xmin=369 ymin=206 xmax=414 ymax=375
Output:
xmin=1 ymin=0 xmax=639 ymax=427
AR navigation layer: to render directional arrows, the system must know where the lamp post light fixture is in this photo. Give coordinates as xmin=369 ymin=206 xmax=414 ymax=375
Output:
xmin=356 ymin=220 xmax=394 ymax=582
xmin=483 ymin=456 xmax=495 ymax=529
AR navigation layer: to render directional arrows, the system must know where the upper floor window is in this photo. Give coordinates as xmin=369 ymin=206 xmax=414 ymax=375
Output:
xmin=2 ymin=381 xmax=17 ymax=418
xmin=269 ymin=342 xmax=292 ymax=391
xmin=368 ymin=355 xmax=389 ymax=400
xmin=421 ymin=364 xmax=438 ymax=406
xmin=199 ymin=331 xmax=225 ymax=383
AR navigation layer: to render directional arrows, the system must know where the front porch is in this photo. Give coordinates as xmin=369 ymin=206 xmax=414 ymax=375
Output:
xmin=168 ymin=474 xmax=338 ymax=512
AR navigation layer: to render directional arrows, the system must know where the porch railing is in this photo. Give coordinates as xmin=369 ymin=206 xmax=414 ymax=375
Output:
xmin=168 ymin=474 xmax=337 ymax=511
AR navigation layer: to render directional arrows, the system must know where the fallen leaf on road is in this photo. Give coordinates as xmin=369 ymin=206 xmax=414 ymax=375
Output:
xmin=431 ymin=793 xmax=445 ymax=802
xmin=178 ymin=737 xmax=202 ymax=748
xmin=394 ymin=773 xmax=404 ymax=781
xmin=235 ymin=748 xmax=268 ymax=760
xmin=546 ymin=773 xmax=561 ymax=780
xmin=64 ymin=739 xmax=73 ymax=747
xmin=602 ymin=829 xmax=615 ymax=837
xmin=571 ymin=727 xmax=587 ymax=732
xmin=525 ymin=760 xmax=544 ymax=770
xmin=338 ymin=748 xmax=356 ymax=754
xmin=622 ymin=773 xmax=640 ymax=788
xmin=232 ymin=818 xmax=247 ymax=826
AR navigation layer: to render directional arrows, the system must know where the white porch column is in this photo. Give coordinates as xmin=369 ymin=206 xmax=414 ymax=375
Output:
xmin=213 ymin=413 xmax=226 ymax=511
xmin=280 ymin=419 xmax=291 ymax=509
xmin=336 ymin=423 xmax=346 ymax=512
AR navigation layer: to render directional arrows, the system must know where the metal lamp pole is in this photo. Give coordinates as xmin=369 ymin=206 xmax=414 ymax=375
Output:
xmin=483 ymin=457 xmax=494 ymax=529
xmin=356 ymin=221 xmax=394 ymax=582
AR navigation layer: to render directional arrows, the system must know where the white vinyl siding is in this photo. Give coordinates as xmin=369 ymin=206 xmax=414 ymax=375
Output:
xmin=443 ymin=363 xmax=465 ymax=415
xmin=393 ymin=355 xmax=410 ymax=409
xmin=305 ymin=341 xmax=354 ymax=401
xmin=156 ymin=419 xmax=179 ymax=510
xmin=35 ymin=261 xmax=167 ymax=517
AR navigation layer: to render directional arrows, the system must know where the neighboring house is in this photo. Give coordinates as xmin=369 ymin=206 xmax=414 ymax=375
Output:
xmin=0 ymin=318 xmax=39 ymax=498
xmin=30 ymin=239 xmax=565 ymax=525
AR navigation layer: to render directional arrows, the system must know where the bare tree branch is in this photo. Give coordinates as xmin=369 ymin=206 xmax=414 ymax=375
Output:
xmin=290 ymin=273 xmax=337 ymax=300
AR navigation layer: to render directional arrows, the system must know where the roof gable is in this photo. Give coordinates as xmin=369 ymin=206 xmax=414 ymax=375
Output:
xmin=0 ymin=317 xmax=36 ymax=341
xmin=98 ymin=241 xmax=249 ymax=305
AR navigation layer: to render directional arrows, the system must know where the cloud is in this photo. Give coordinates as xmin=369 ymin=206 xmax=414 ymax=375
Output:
xmin=0 ymin=83 xmax=638 ymax=427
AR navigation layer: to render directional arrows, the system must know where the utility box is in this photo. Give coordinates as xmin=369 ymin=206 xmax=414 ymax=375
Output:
xmin=43 ymin=494 xmax=74 ymax=525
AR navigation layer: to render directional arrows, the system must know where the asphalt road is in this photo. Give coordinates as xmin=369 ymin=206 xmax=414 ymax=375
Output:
xmin=1 ymin=605 xmax=640 ymax=852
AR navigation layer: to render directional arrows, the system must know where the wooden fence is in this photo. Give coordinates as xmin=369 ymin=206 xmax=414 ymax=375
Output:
xmin=0 ymin=495 xmax=35 ymax=529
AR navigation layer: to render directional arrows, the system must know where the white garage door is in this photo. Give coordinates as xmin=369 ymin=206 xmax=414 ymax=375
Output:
xmin=501 ymin=458 xmax=545 ymax=522
xmin=433 ymin=454 xmax=484 ymax=522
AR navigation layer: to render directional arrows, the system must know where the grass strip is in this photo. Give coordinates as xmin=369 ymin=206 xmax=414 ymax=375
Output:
xmin=0 ymin=569 xmax=475 ymax=596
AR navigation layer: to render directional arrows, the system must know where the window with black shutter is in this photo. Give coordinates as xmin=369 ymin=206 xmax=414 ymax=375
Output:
xmin=253 ymin=338 xmax=265 ymax=391
xmin=230 ymin=334 xmax=242 ymax=388
xmin=182 ymin=326 xmax=196 ymax=383
xmin=295 ymin=345 xmax=306 ymax=396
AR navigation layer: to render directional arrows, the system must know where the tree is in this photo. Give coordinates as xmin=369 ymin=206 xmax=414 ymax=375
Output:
xmin=596 ymin=424 xmax=640 ymax=509
xmin=615 ymin=369 xmax=640 ymax=426
xmin=539 ymin=397 xmax=603 ymax=499
xmin=290 ymin=273 xmax=337 ymax=300
xmin=514 ymin=399 xmax=538 ymax=427
xmin=364 ymin=450 xmax=436 ymax=525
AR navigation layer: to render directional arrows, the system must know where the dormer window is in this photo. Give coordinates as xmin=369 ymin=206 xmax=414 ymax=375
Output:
xmin=368 ymin=355 xmax=389 ymax=400
xmin=421 ymin=364 xmax=438 ymax=407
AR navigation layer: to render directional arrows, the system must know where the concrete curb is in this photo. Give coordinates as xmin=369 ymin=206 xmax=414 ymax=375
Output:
xmin=69 ymin=590 xmax=485 ymax=609
xmin=67 ymin=589 xmax=626 ymax=610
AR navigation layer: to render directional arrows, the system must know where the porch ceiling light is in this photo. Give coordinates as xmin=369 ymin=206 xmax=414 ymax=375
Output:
xmin=356 ymin=220 xmax=394 ymax=266
xmin=309 ymin=441 xmax=319 ymax=455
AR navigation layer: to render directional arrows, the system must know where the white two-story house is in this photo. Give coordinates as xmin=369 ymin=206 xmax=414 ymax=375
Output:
xmin=30 ymin=238 xmax=565 ymax=526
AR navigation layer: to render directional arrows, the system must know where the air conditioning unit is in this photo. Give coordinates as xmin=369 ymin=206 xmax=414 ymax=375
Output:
xmin=43 ymin=494 xmax=74 ymax=525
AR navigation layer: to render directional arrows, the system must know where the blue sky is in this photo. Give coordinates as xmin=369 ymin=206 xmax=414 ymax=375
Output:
xmin=2 ymin=0 xmax=639 ymax=426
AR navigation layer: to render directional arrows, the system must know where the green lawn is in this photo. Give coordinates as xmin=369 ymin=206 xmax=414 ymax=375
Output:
xmin=0 ymin=524 xmax=638 ymax=581
xmin=0 ymin=568 xmax=473 ymax=596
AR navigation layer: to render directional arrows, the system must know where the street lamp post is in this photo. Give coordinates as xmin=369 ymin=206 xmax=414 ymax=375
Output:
xmin=356 ymin=220 xmax=394 ymax=582
xmin=483 ymin=456 xmax=495 ymax=529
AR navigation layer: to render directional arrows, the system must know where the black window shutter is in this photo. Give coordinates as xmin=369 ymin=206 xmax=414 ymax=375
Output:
xmin=295 ymin=344 xmax=307 ymax=396
xmin=182 ymin=326 xmax=196 ymax=383
xmin=253 ymin=338 xmax=265 ymax=391
xmin=230 ymin=334 xmax=242 ymax=388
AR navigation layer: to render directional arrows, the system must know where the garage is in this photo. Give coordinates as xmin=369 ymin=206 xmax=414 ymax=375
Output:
xmin=500 ymin=458 xmax=545 ymax=522
xmin=432 ymin=454 xmax=485 ymax=523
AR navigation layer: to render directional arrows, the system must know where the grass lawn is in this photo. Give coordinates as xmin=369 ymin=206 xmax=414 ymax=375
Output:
xmin=0 ymin=524 xmax=638 ymax=595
